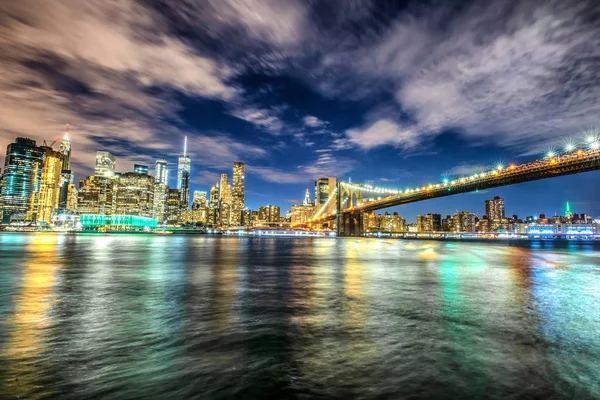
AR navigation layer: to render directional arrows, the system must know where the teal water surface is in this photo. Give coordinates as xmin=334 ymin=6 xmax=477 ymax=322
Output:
xmin=1 ymin=233 xmax=599 ymax=399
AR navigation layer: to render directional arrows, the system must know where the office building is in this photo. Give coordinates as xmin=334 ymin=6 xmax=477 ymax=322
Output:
xmin=291 ymin=189 xmax=316 ymax=225
xmin=94 ymin=151 xmax=116 ymax=177
xmin=452 ymin=212 xmax=476 ymax=232
xmin=315 ymin=177 xmax=337 ymax=214
xmin=417 ymin=213 xmax=441 ymax=232
xmin=66 ymin=183 xmax=78 ymax=213
xmin=114 ymin=172 xmax=155 ymax=218
xmin=219 ymin=173 xmax=233 ymax=226
xmin=59 ymin=130 xmax=71 ymax=171
xmin=166 ymin=188 xmax=182 ymax=224
xmin=37 ymin=146 xmax=64 ymax=224
xmin=177 ymin=137 xmax=191 ymax=209
xmin=485 ymin=196 xmax=505 ymax=230
xmin=192 ymin=190 xmax=208 ymax=210
xmin=1 ymin=138 xmax=45 ymax=224
xmin=257 ymin=205 xmax=281 ymax=224
xmin=230 ymin=161 xmax=245 ymax=226
xmin=134 ymin=164 xmax=149 ymax=175
xmin=155 ymin=159 xmax=168 ymax=185
xmin=78 ymin=176 xmax=117 ymax=215
xmin=153 ymin=183 xmax=168 ymax=223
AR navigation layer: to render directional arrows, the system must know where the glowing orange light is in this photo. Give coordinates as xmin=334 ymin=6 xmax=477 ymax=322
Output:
xmin=510 ymin=165 xmax=516 ymax=170
xmin=577 ymin=150 xmax=583 ymax=155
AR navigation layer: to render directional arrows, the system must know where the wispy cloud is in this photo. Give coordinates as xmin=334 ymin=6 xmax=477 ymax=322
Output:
xmin=444 ymin=164 xmax=488 ymax=177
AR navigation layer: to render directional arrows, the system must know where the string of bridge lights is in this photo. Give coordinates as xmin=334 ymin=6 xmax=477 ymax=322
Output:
xmin=309 ymin=134 xmax=600 ymax=221
xmin=312 ymin=187 xmax=338 ymax=220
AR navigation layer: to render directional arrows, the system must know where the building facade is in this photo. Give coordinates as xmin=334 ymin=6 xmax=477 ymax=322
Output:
xmin=155 ymin=159 xmax=168 ymax=185
xmin=166 ymin=188 xmax=182 ymax=224
xmin=37 ymin=147 xmax=64 ymax=224
xmin=115 ymin=172 xmax=155 ymax=218
xmin=133 ymin=164 xmax=149 ymax=175
xmin=417 ymin=213 xmax=442 ymax=232
xmin=1 ymin=138 xmax=45 ymax=224
xmin=94 ymin=151 xmax=116 ymax=177
xmin=452 ymin=211 xmax=476 ymax=232
xmin=230 ymin=161 xmax=245 ymax=226
xmin=177 ymin=137 xmax=190 ymax=209
xmin=78 ymin=176 xmax=117 ymax=215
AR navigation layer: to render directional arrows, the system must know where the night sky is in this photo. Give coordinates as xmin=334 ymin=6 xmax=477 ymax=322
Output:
xmin=0 ymin=0 xmax=599 ymax=221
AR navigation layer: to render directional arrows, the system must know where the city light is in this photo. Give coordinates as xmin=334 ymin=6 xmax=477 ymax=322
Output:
xmin=591 ymin=141 xmax=600 ymax=150
xmin=565 ymin=143 xmax=575 ymax=151
xmin=546 ymin=151 xmax=555 ymax=158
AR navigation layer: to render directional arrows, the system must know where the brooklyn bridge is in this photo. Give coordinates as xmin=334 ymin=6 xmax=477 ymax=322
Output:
xmin=306 ymin=139 xmax=600 ymax=236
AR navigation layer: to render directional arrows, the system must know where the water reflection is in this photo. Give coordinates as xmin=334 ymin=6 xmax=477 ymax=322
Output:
xmin=0 ymin=234 xmax=599 ymax=399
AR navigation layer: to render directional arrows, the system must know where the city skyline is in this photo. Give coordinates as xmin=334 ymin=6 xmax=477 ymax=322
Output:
xmin=0 ymin=0 xmax=599 ymax=221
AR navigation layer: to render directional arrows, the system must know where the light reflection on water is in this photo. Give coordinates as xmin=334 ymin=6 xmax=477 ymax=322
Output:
xmin=0 ymin=233 xmax=600 ymax=399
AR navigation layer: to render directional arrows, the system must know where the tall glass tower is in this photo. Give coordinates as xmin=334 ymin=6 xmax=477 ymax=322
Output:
xmin=1 ymin=138 xmax=45 ymax=224
xmin=155 ymin=159 xmax=168 ymax=185
xmin=231 ymin=161 xmax=245 ymax=226
xmin=58 ymin=129 xmax=73 ymax=215
xmin=177 ymin=137 xmax=191 ymax=209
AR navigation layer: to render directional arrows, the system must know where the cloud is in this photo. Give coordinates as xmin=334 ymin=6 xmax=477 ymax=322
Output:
xmin=230 ymin=106 xmax=285 ymax=135
xmin=444 ymin=164 xmax=488 ymax=177
xmin=303 ymin=115 xmax=326 ymax=128
xmin=344 ymin=119 xmax=422 ymax=150
xmin=248 ymin=152 xmax=355 ymax=184
xmin=0 ymin=0 xmax=262 ymax=181
xmin=291 ymin=0 xmax=600 ymax=152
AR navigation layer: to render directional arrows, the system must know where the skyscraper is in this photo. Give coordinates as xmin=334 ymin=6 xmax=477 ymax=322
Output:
xmin=315 ymin=177 xmax=336 ymax=206
xmin=219 ymin=173 xmax=232 ymax=226
xmin=485 ymin=196 xmax=505 ymax=230
xmin=155 ymin=159 xmax=168 ymax=185
xmin=59 ymin=128 xmax=71 ymax=171
xmin=78 ymin=176 xmax=117 ymax=215
xmin=417 ymin=213 xmax=442 ymax=232
xmin=115 ymin=172 xmax=155 ymax=218
xmin=134 ymin=164 xmax=149 ymax=175
xmin=37 ymin=146 xmax=64 ymax=224
xmin=230 ymin=161 xmax=245 ymax=226
xmin=95 ymin=151 xmax=116 ymax=177
xmin=192 ymin=190 xmax=208 ymax=210
xmin=57 ymin=130 xmax=73 ymax=215
xmin=177 ymin=137 xmax=191 ymax=209
xmin=209 ymin=183 xmax=219 ymax=206
xmin=1 ymin=138 xmax=45 ymax=224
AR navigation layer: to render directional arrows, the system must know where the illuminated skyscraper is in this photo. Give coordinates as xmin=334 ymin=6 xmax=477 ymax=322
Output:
xmin=452 ymin=212 xmax=476 ymax=233
xmin=177 ymin=137 xmax=191 ymax=209
xmin=209 ymin=184 xmax=219 ymax=206
xmin=133 ymin=164 xmax=149 ymax=175
xmin=37 ymin=146 xmax=64 ymax=224
xmin=155 ymin=159 xmax=168 ymax=185
xmin=219 ymin=173 xmax=232 ymax=226
xmin=315 ymin=177 xmax=336 ymax=204
xmin=291 ymin=189 xmax=315 ymax=225
xmin=230 ymin=161 xmax=245 ymax=226
xmin=59 ymin=128 xmax=71 ymax=171
xmin=1 ymin=138 xmax=44 ymax=224
xmin=166 ymin=188 xmax=182 ymax=224
xmin=115 ymin=172 xmax=155 ymax=218
xmin=78 ymin=176 xmax=117 ymax=215
xmin=485 ymin=196 xmax=505 ymax=230
xmin=153 ymin=183 xmax=168 ymax=223
xmin=57 ymin=130 xmax=73 ymax=215
xmin=258 ymin=205 xmax=281 ymax=224
xmin=95 ymin=151 xmax=116 ymax=177
xmin=192 ymin=190 xmax=208 ymax=210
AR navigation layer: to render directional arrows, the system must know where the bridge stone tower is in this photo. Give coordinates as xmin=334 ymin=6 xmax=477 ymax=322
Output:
xmin=336 ymin=182 xmax=365 ymax=237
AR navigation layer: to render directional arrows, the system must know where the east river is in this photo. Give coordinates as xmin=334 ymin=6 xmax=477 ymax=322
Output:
xmin=1 ymin=233 xmax=599 ymax=399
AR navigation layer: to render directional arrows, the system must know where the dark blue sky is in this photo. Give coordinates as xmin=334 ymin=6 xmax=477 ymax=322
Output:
xmin=0 ymin=0 xmax=599 ymax=221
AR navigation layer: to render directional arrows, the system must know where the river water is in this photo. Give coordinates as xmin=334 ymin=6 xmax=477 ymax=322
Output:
xmin=0 ymin=233 xmax=599 ymax=399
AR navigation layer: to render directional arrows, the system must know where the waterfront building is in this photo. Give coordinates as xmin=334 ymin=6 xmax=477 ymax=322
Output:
xmin=452 ymin=211 xmax=476 ymax=233
xmin=291 ymin=189 xmax=315 ymax=225
xmin=476 ymin=217 xmax=490 ymax=233
xmin=133 ymin=164 xmax=149 ymax=175
xmin=1 ymin=138 xmax=45 ymax=224
xmin=155 ymin=159 xmax=168 ymax=185
xmin=417 ymin=213 xmax=441 ymax=232
xmin=115 ymin=172 xmax=155 ymax=218
xmin=242 ymin=207 xmax=252 ymax=227
xmin=442 ymin=215 xmax=453 ymax=231
xmin=485 ymin=196 xmax=505 ymax=230
xmin=209 ymin=184 xmax=219 ymax=206
xmin=231 ymin=161 xmax=245 ymax=226
xmin=57 ymin=131 xmax=73 ymax=215
xmin=166 ymin=188 xmax=182 ymax=225
xmin=177 ymin=137 xmax=191 ymax=209
xmin=378 ymin=212 xmax=406 ymax=232
xmin=153 ymin=183 xmax=168 ymax=223
xmin=37 ymin=146 xmax=64 ymax=224
xmin=94 ymin=151 xmax=116 ymax=177
xmin=257 ymin=205 xmax=281 ymax=225
xmin=78 ymin=176 xmax=117 ymax=215
xmin=79 ymin=214 xmax=157 ymax=231
xmin=219 ymin=173 xmax=233 ymax=226
xmin=59 ymin=130 xmax=71 ymax=171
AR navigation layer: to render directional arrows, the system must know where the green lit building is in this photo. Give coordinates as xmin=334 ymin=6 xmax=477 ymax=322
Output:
xmin=79 ymin=214 xmax=158 ymax=230
xmin=1 ymin=138 xmax=45 ymax=224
